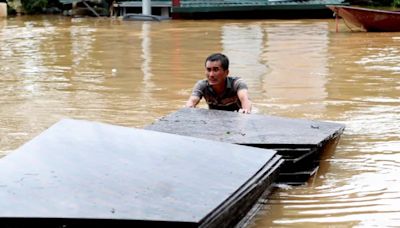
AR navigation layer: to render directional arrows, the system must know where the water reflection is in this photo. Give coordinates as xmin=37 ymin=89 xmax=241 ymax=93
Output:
xmin=221 ymin=23 xmax=268 ymax=96
xmin=71 ymin=20 xmax=98 ymax=75
xmin=140 ymin=22 xmax=155 ymax=97
xmin=261 ymin=25 xmax=400 ymax=228
xmin=261 ymin=21 xmax=329 ymax=117
xmin=356 ymin=37 xmax=400 ymax=73
xmin=220 ymin=21 xmax=329 ymax=117
xmin=0 ymin=18 xmax=6 ymax=28
xmin=0 ymin=17 xmax=400 ymax=227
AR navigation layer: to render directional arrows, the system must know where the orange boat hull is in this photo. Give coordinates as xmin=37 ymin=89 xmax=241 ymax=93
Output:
xmin=328 ymin=5 xmax=400 ymax=32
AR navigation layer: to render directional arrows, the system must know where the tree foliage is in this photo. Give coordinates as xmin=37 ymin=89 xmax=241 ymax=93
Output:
xmin=392 ymin=0 xmax=400 ymax=6
xmin=21 ymin=0 xmax=48 ymax=13
xmin=347 ymin=0 xmax=400 ymax=6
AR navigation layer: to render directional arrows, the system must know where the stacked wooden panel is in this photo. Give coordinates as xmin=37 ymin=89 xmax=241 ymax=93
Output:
xmin=145 ymin=108 xmax=345 ymax=185
xmin=0 ymin=118 xmax=281 ymax=227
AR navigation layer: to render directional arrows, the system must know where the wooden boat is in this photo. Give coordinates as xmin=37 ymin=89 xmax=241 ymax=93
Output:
xmin=123 ymin=13 xmax=170 ymax=21
xmin=327 ymin=5 xmax=400 ymax=32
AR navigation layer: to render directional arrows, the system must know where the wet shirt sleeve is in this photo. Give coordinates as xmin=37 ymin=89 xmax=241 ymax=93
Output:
xmin=191 ymin=80 xmax=206 ymax=98
xmin=233 ymin=77 xmax=248 ymax=91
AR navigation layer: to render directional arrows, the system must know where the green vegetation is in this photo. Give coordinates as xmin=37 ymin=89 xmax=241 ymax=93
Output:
xmin=348 ymin=0 xmax=400 ymax=7
xmin=6 ymin=0 xmax=106 ymax=15
xmin=6 ymin=0 xmax=47 ymax=14
xmin=392 ymin=0 xmax=400 ymax=6
xmin=21 ymin=0 xmax=48 ymax=13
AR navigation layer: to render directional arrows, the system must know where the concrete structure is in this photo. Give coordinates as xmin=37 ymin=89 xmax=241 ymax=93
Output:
xmin=114 ymin=1 xmax=171 ymax=17
xmin=0 ymin=3 xmax=6 ymax=17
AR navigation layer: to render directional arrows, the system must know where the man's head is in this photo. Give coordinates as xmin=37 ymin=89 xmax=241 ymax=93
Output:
xmin=205 ymin=53 xmax=229 ymax=70
xmin=204 ymin=53 xmax=230 ymax=87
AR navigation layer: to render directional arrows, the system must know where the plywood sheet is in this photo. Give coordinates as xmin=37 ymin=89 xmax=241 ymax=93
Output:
xmin=146 ymin=108 xmax=345 ymax=147
xmin=0 ymin=119 xmax=281 ymax=227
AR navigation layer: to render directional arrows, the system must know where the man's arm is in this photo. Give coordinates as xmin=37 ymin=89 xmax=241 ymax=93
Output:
xmin=237 ymin=89 xmax=252 ymax=114
xmin=185 ymin=95 xmax=201 ymax=108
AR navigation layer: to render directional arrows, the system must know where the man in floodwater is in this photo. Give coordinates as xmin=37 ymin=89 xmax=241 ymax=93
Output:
xmin=185 ymin=53 xmax=252 ymax=114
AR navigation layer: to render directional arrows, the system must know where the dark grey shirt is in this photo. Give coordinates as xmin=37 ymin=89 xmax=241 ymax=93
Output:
xmin=191 ymin=76 xmax=248 ymax=111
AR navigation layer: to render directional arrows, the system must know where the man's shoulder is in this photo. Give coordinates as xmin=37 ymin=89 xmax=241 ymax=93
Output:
xmin=228 ymin=76 xmax=248 ymax=90
xmin=195 ymin=79 xmax=208 ymax=86
xmin=193 ymin=79 xmax=208 ymax=90
xmin=227 ymin=76 xmax=246 ymax=84
xmin=227 ymin=76 xmax=243 ymax=82
xmin=197 ymin=79 xmax=208 ymax=83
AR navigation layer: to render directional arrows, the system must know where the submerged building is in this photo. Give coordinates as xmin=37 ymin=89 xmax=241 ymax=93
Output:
xmin=112 ymin=0 xmax=346 ymax=18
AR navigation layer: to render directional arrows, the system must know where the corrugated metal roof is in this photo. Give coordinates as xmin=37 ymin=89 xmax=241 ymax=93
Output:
xmin=172 ymin=0 xmax=346 ymax=13
xmin=59 ymin=0 xmax=73 ymax=4
xmin=177 ymin=0 xmax=345 ymax=7
xmin=58 ymin=0 xmax=105 ymax=4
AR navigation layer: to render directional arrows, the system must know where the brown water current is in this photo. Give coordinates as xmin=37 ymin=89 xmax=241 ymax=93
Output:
xmin=0 ymin=15 xmax=399 ymax=227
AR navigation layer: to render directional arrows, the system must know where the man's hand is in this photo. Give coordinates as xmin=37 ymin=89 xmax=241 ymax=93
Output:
xmin=237 ymin=89 xmax=252 ymax=113
xmin=185 ymin=96 xmax=201 ymax=108
xmin=238 ymin=108 xmax=250 ymax=114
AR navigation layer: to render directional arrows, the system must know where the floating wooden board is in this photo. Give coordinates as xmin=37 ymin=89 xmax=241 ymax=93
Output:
xmin=0 ymin=119 xmax=281 ymax=227
xmin=146 ymin=108 xmax=344 ymax=147
xmin=145 ymin=108 xmax=345 ymax=184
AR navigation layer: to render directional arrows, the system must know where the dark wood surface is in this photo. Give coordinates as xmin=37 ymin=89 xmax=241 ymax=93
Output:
xmin=0 ymin=118 xmax=280 ymax=227
xmin=146 ymin=108 xmax=345 ymax=147
xmin=145 ymin=108 xmax=345 ymax=185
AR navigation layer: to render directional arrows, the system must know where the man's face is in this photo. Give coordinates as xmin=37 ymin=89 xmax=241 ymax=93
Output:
xmin=205 ymin=60 xmax=229 ymax=86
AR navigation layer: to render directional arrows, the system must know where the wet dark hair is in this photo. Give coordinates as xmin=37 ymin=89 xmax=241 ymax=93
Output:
xmin=205 ymin=53 xmax=229 ymax=70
